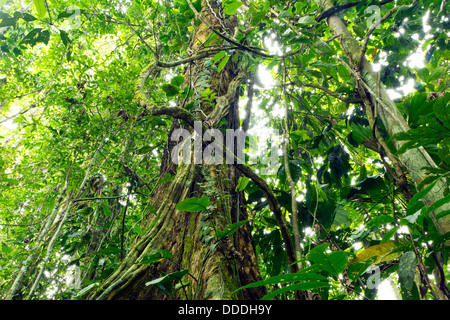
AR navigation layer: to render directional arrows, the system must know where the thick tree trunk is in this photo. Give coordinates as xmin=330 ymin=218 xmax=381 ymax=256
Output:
xmin=316 ymin=0 xmax=450 ymax=237
xmin=88 ymin=1 xmax=265 ymax=300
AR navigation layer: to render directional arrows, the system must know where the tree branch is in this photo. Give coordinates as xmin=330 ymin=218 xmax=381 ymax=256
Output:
xmin=235 ymin=163 xmax=299 ymax=273
xmin=316 ymin=0 xmax=395 ymax=22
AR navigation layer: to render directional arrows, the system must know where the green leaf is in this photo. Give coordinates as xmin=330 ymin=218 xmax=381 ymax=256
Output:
xmin=1 ymin=242 xmax=12 ymax=254
xmin=333 ymin=208 xmax=351 ymax=226
xmin=436 ymin=210 xmax=450 ymax=220
xmin=20 ymin=28 xmax=50 ymax=47
xmin=233 ymin=270 xmax=327 ymax=293
xmin=428 ymin=66 xmax=444 ymax=83
xmin=140 ymin=250 xmax=173 ymax=265
xmin=222 ymin=0 xmax=242 ymax=16
xmin=366 ymin=215 xmax=394 ymax=228
xmin=213 ymin=51 xmax=226 ymax=63
xmin=235 ymin=176 xmax=250 ymax=192
xmin=161 ymin=83 xmax=180 ymax=97
xmin=136 ymin=146 xmax=153 ymax=155
xmin=217 ymin=54 xmax=230 ymax=73
xmin=261 ymin=281 xmax=329 ymax=300
xmin=278 ymin=8 xmax=293 ymax=18
xmin=32 ymin=0 xmax=47 ymax=17
xmin=145 ymin=269 xmax=188 ymax=286
xmin=400 ymin=209 xmax=422 ymax=225
xmin=407 ymin=180 xmax=439 ymax=216
xmin=398 ymin=251 xmax=416 ymax=291
xmin=307 ymin=244 xmax=348 ymax=276
xmin=100 ymin=204 xmax=112 ymax=217
xmin=132 ymin=225 xmax=143 ymax=235
xmin=381 ymin=226 xmax=399 ymax=243
xmin=350 ymin=123 xmax=372 ymax=144
xmin=176 ymin=196 xmax=210 ymax=212
xmin=59 ymin=30 xmax=71 ymax=47
xmin=297 ymin=15 xmax=317 ymax=26
xmin=171 ymin=75 xmax=185 ymax=87
xmin=216 ymin=220 xmax=249 ymax=240
xmin=251 ymin=10 xmax=267 ymax=26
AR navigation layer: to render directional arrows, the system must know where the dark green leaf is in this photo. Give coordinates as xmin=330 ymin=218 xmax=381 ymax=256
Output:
xmin=59 ymin=30 xmax=71 ymax=47
xmin=398 ymin=251 xmax=416 ymax=291
xmin=307 ymin=244 xmax=348 ymax=276
xmin=216 ymin=220 xmax=249 ymax=240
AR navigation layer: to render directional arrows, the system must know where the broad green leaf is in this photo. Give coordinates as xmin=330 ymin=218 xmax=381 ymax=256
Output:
xmin=407 ymin=180 xmax=438 ymax=216
xmin=398 ymin=251 xmax=416 ymax=291
xmin=100 ymin=204 xmax=112 ymax=217
xmin=235 ymin=176 xmax=250 ymax=192
xmin=233 ymin=270 xmax=327 ymax=293
xmin=213 ymin=50 xmax=226 ymax=63
xmin=132 ymin=225 xmax=143 ymax=235
xmin=145 ymin=269 xmax=188 ymax=286
xmin=59 ymin=30 xmax=71 ymax=47
xmin=222 ymin=0 xmax=242 ymax=15
xmin=278 ymin=8 xmax=293 ymax=18
xmin=349 ymin=241 xmax=403 ymax=266
xmin=381 ymin=226 xmax=399 ymax=243
xmin=171 ymin=75 xmax=185 ymax=87
xmin=1 ymin=242 xmax=12 ymax=254
xmin=400 ymin=209 xmax=421 ymax=225
xmin=251 ymin=10 xmax=267 ymax=26
xmin=217 ymin=54 xmax=230 ymax=73
xmin=297 ymin=15 xmax=317 ymax=26
xmin=428 ymin=66 xmax=444 ymax=83
xmin=32 ymin=0 xmax=46 ymax=17
xmin=333 ymin=208 xmax=351 ymax=226
xmin=436 ymin=210 xmax=450 ymax=220
xmin=307 ymin=244 xmax=348 ymax=276
xmin=215 ymin=219 xmax=249 ymax=240
xmin=0 ymin=17 xmax=17 ymax=27
xmin=161 ymin=83 xmax=180 ymax=97
xmin=366 ymin=215 xmax=394 ymax=228
xmin=176 ymin=196 xmax=210 ymax=212
xmin=140 ymin=250 xmax=173 ymax=265
xmin=350 ymin=123 xmax=372 ymax=144
xmin=347 ymin=261 xmax=373 ymax=282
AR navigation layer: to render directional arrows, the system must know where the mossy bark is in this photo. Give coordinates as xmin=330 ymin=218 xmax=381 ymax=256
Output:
xmin=88 ymin=1 xmax=265 ymax=300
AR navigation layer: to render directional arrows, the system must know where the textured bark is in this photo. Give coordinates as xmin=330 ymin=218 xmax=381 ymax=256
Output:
xmin=317 ymin=0 xmax=450 ymax=237
xmin=88 ymin=1 xmax=266 ymax=300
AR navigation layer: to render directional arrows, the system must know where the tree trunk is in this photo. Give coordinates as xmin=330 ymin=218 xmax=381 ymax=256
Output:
xmin=316 ymin=0 xmax=450 ymax=238
xmin=88 ymin=1 xmax=265 ymax=300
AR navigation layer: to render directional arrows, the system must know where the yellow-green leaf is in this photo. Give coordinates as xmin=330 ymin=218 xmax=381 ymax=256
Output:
xmin=32 ymin=0 xmax=46 ymax=17
xmin=348 ymin=241 xmax=403 ymax=266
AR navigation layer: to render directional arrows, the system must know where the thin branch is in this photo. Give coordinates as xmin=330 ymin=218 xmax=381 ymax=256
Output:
xmin=235 ymin=163 xmax=298 ymax=273
xmin=43 ymin=0 xmax=52 ymax=24
xmin=281 ymin=59 xmax=303 ymax=271
xmin=358 ymin=4 xmax=404 ymax=69
xmin=72 ymin=195 xmax=127 ymax=203
xmin=281 ymin=81 xmax=362 ymax=104
xmin=241 ymin=72 xmax=254 ymax=132
xmin=316 ymin=0 xmax=395 ymax=22
xmin=0 ymin=52 xmax=65 ymax=124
